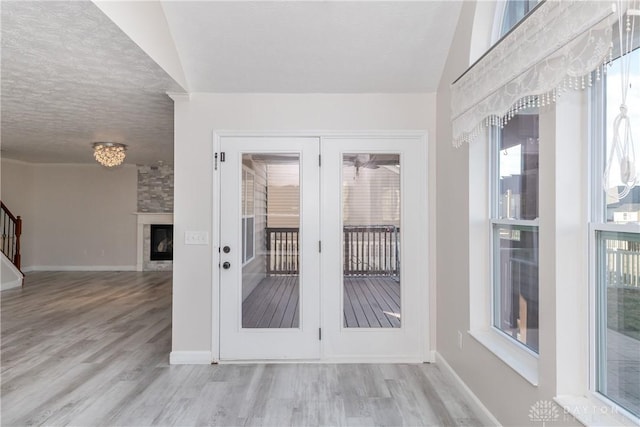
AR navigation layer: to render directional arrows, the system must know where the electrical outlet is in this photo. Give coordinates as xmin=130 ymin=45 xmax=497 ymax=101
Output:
xmin=184 ymin=231 xmax=209 ymax=245
xmin=458 ymin=331 xmax=463 ymax=349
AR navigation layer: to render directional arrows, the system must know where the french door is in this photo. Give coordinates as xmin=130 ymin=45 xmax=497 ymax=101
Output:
xmin=321 ymin=137 xmax=427 ymax=361
xmin=218 ymin=135 xmax=428 ymax=361
xmin=219 ymin=137 xmax=321 ymax=360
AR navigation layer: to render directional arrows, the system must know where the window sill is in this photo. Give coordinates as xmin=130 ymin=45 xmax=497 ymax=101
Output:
xmin=555 ymin=395 xmax=640 ymax=427
xmin=469 ymin=328 xmax=538 ymax=386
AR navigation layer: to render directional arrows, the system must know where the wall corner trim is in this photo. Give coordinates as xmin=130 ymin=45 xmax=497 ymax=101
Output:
xmin=169 ymin=351 xmax=213 ymax=365
xmin=435 ymin=352 xmax=503 ymax=426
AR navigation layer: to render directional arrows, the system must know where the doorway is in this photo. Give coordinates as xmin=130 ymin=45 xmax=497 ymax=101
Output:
xmin=217 ymin=135 xmax=428 ymax=361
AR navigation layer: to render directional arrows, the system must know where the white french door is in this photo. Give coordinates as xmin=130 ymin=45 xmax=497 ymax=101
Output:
xmin=218 ymin=136 xmax=321 ymax=360
xmin=321 ymin=137 xmax=428 ymax=361
xmin=217 ymin=135 xmax=428 ymax=362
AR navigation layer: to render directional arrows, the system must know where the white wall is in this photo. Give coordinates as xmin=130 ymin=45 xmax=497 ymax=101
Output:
xmin=171 ymin=93 xmax=436 ymax=355
xmin=1 ymin=158 xmax=137 ymax=271
xmin=435 ymin=2 xmax=582 ymax=426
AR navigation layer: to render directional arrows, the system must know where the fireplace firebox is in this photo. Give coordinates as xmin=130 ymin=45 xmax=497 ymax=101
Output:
xmin=150 ymin=224 xmax=173 ymax=261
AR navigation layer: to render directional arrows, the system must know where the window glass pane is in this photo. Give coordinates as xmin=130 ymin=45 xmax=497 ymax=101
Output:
xmin=245 ymin=171 xmax=254 ymax=215
xmin=241 ymin=153 xmax=300 ymax=329
xmin=241 ymin=217 xmax=247 ymax=263
xmin=493 ymin=224 xmax=539 ymax=353
xmin=497 ymin=107 xmax=539 ymax=220
xmin=343 ymin=154 xmax=401 ymax=328
xmin=596 ymin=231 xmax=640 ymax=418
xmin=246 ymin=217 xmax=254 ymax=261
xmin=603 ymin=48 xmax=640 ymax=223
xmin=500 ymin=0 xmax=539 ymax=38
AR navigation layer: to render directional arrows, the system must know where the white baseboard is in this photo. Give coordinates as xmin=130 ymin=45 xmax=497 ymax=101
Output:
xmin=1 ymin=277 xmax=23 ymax=291
xmin=169 ymin=351 xmax=213 ymax=365
xmin=435 ymin=352 xmax=502 ymax=426
xmin=23 ymin=265 xmax=137 ymax=272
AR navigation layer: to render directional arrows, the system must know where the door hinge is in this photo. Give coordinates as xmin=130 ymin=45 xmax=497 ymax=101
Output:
xmin=319 ymin=240 xmax=322 ymax=253
xmin=220 ymin=152 xmax=226 ymax=162
xmin=319 ymin=328 xmax=322 ymax=340
xmin=319 ymin=154 xmax=321 ymax=167
xmin=214 ymin=153 xmax=218 ymax=170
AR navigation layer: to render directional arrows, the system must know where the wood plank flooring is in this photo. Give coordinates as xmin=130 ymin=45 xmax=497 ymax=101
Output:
xmin=242 ymin=276 xmax=400 ymax=329
xmin=1 ymin=271 xmax=496 ymax=426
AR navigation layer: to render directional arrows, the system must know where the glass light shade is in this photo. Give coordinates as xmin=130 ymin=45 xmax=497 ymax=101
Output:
xmin=93 ymin=142 xmax=126 ymax=167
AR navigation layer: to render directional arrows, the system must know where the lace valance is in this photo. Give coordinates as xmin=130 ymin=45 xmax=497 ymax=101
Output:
xmin=451 ymin=1 xmax=617 ymax=147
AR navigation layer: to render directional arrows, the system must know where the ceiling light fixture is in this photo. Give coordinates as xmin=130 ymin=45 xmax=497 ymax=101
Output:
xmin=92 ymin=142 xmax=127 ymax=167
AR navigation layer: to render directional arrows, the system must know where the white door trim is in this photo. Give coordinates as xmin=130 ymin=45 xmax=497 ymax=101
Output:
xmin=211 ymin=130 xmax=430 ymax=363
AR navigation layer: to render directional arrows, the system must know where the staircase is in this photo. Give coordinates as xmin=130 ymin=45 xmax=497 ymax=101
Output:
xmin=1 ymin=201 xmax=23 ymax=290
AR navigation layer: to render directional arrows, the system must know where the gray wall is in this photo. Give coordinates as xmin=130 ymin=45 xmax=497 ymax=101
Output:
xmin=1 ymin=159 xmax=137 ymax=270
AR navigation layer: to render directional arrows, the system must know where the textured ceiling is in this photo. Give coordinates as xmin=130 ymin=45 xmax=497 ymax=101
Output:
xmin=1 ymin=0 xmax=462 ymax=166
xmin=1 ymin=1 xmax=183 ymax=165
xmin=162 ymin=1 xmax=462 ymax=92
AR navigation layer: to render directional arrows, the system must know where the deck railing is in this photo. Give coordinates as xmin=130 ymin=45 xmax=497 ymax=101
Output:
xmin=266 ymin=228 xmax=299 ymax=275
xmin=343 ymin=225 xmax=399 ymax=277
xmin=1 ymin=201 xmax=22 ymax=270
xmin=265 ymin=225 xmax=399 ymax=277
xmin=606 ymin=249 xmax=640 ymax=288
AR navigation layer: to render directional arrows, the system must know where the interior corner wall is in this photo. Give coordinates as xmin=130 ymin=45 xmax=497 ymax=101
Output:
xmin=435 ymin=2 xmax=578 ymax=426
xmin=1 ymin=159 xmax=137 ymax=271
xmin=171 ymin=93 xmax=436 ymax=355
xmin=1 ymin=159 xmax=36 ymax=268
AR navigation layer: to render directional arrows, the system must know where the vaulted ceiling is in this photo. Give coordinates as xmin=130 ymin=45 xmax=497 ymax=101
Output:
xmin=1 ymin=1 xmax=462 ymax=166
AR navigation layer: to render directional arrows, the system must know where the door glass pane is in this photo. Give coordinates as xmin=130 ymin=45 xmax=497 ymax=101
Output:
xmin=596 ymin=231 xmax=640 ymax=418
xmin=342 ymin=154 xmax=401 ymax=328
xmin=241 ymin=153 xmax=300 ymax=329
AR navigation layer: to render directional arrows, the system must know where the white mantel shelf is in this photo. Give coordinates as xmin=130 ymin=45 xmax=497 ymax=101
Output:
xmin=133 ymin=212 xmax=174 ymax=271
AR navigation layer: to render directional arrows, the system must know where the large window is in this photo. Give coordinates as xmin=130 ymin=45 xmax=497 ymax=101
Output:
xmin=592 ymin=47 xmax=640 ymax=420
xmin=491 ymin=106 xmax=540 ymax=353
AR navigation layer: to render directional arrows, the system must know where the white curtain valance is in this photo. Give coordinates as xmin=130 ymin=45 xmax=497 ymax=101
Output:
xmin=451 ymin=1 xmax=617 ymax=147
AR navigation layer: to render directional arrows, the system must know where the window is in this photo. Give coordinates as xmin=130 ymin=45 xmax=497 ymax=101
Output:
xmin=592 ymin=47 xmax=640 ymax=420
xmin=242 ymin=166 xmax=255 ymax=265
xmin=499 ymin=0 xmax=539 ymax=38
xmin=491 ymin=106 xmax=540 ymax=353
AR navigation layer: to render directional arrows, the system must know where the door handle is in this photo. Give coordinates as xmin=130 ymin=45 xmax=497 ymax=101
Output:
xmin=222 ymin=261 xmax=231 ymax=269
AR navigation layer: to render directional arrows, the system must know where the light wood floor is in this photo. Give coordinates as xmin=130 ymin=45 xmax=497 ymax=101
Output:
xmin=242 ymin=276 xmax=400 ymax=329
xmin=1 ymin=271 xmax=495 ymax=426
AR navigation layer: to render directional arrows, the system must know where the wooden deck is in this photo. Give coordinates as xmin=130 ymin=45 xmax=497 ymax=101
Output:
xmin=242 ymin=276 xmax=400 ymax=328
xmin=242 ymin=276 xmax=300 ymax=328
xmin=344 ymin=276 xmax=401 ymax=328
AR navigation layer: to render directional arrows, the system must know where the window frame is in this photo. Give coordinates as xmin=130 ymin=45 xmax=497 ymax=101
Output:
xmin=242 ymin=166 xmax=256 ymax=266
xmin=489 ymin=122 xmax=541 ymax=356
xmin=467 ymin=124 xmax=539 ymax=387
xmin=589 ymin=59 xmax=640 ymax=423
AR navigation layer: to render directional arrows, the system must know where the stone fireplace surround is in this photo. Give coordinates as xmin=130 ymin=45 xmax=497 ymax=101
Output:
xmin=134 ymin=212 xmax=173 ymax=271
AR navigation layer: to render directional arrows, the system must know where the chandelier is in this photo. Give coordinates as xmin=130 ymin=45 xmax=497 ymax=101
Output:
xmin=92 ymin=142 xmax=127 ymax=167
